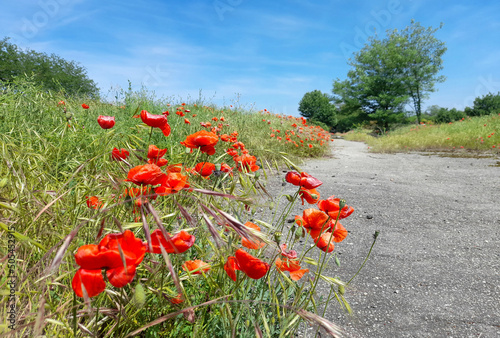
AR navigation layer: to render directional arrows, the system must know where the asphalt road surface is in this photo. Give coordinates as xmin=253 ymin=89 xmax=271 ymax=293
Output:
xmin=265 ymin=139 xmax=500 ymax=337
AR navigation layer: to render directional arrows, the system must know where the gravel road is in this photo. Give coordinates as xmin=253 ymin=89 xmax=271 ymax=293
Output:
xmin=264 ymin=139 xmax=500 ymax=337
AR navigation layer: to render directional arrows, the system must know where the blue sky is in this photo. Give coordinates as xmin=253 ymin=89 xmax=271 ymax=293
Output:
xmin=2 ymin=0 xmax=499 ymax=116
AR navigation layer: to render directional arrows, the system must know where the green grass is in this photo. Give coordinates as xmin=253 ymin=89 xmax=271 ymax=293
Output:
xmin=343 ymin=116 xmax=500 ymax=154
xmin=0 ymin=80 xmax=348 ymax=337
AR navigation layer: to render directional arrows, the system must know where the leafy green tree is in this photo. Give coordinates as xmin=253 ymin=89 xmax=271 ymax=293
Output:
xmin=298 ymin=90 xmax=337 ymax=128
xmin=332 ymin=35 xmax=410 ymax=130
xmin=391 ymin=21 xmax=447 ymax=123
xmin=470 ymin=92 xmax=500 ymax=116
xmin=332 ymin=21 xmax=447 ymax=129
xmin=0 ymin=37 xmax=99 ymax=97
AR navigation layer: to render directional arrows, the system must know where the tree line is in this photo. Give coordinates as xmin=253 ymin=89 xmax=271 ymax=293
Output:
xmin=298 ymin=21 xmax=500 ymax=132
xmin=0 ymin=37 xmax=98 ymax=97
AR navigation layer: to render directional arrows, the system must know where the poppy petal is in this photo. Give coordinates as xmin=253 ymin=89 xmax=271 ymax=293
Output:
xmin=106 ymin=264 xmax=137 ymax=288
xmin=235 ymin=249 xmax=269 ymax=280
xmin=72 ymin=268 xmax=106 ymax=298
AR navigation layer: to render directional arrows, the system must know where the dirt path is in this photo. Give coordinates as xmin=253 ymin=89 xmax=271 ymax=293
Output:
xmin=267 ymin=139 xmax=500 ymax=337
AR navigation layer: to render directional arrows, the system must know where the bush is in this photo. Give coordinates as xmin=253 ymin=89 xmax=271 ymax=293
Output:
xmin=469 ymin=92 xmax=500 ymax=117
xmin=434 ymin=107 xmax=466 ymax=123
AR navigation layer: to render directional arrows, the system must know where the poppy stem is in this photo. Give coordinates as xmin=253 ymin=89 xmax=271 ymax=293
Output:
xmin=347 ymin=231 xmax=379 ymax=286
xmin=72 ymin=291 xmax=77 ymax=336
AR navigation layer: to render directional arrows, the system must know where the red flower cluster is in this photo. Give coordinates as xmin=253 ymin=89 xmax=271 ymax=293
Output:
xmin=72 ymin=230 xmax=146 ymax=297
xmin=295 ymin=205 xmax=350 ymax=253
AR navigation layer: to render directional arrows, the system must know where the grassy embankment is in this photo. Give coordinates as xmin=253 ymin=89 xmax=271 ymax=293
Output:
xmin=342 ymin=116 xmax=500 ymax=154
xmin=0 ymin=81 xmax=347 ymax=337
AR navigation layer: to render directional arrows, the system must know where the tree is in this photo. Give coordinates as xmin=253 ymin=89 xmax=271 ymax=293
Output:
xmin=332 ymin=21 xmax=446 ymax=128
xmin=298 ymin=90 xmax=337 ymax=128
xmin=332 ymin=34 xmax=410 ymax=130
xmin=0 ymin=37 xmax=99 ymax=97
xmin=470 ymin=92 xmax=500 ymax=116
xmin=392 ymin=21 xmax=447 ymax=123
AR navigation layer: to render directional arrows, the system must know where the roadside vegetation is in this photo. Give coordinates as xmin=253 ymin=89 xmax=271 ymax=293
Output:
xmin=342 ymin=113 xmax=500 ymax=153
xmin=0 ymin=74 xmax=369 ymax=337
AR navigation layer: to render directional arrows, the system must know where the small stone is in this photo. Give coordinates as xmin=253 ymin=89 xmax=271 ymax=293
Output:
xmin=367 ymin=215 xmax=373 ymax=219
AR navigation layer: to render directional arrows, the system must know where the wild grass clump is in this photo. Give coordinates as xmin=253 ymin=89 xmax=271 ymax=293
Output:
xmin=342 ymin=116 xmax=500 ymax=154
xmin=0 ymin=79 xmax=369 ymax=337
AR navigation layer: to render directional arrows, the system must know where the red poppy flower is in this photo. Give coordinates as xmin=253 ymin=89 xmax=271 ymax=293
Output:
xmin=181 ymin=131 xmax=219 ymax=155
xmin=86 ymin=196 xmax=102 ymax=209
xmin=170 ymin=293 xmax=184 ymax=304
xmin=72 ymin=230 xmax=146 ymax=297
xmin=315 ymin=232 xmax=335 ymax=253
xmin=285 ymin=171 xmax=322 ymax=189
xmin=234 ymin=249 xmax=269 ymax=280
xmin=275 ymin=257 xmax=309 ymax=281
xmin=165 ymin=163 xmax=183 ymax=173
xmin=81 ymin=103 xmax=89 ymax=109
xmin=184 ymin=118 xmax=191 ymax=124
xmin=71 ymin=268 xmax=105 ymax=298
xmin=194 ymin=162 xmax=215 ymax=177
xmin=242 ymin=222 xmax=265 ymax=250
xmin=220 ymin=134 xmax=230 ymax=142
xmin=299 ymin=188 xmax=320 ymax=205
xmin=140 ymin=110 xmax=171 ymax=136
xmin=58 ymin=100 xmax=65 ymax=106
xmin=297 ymin=208 xmax=330 ymax=240
xmin=224 ymin=256 xmax=240 ymax=281
xmin=111 ymin=148 xmax=130 ymax=161
xmin=279 ymin=244 xmax=297 ymax=259
xmin=220 ymin=163 xmax=233 ymax=174
xmin=149 ymin=229 xmax=195 ymax=254
xmin=148 ymin=158 xmax=169 ymax=167
xmin=183 ymin=260 xmax=210 ymax=275
xmin=318 ymin=196 xmax=354 ymax=220
xmin=332 ymin=222 xmax=348 ymax=243
xmin=147 ymin=145 xmax=168 ymax=160
xmin=97 ymin=115 xmax=115 ymax=129
xmin=234 ymin=154 xmax=259 ymax=172
xmin=126 ymin=164 xmax=164 ymax=186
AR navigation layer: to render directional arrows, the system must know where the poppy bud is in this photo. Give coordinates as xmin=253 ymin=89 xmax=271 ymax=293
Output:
xmin=273 ymin=232 xmax=282 ymax=243
xmin=97 ymin=115 xmax=115 ymax=129
xmin=132 ymin=283 xmax=146 ymax=309
xmin=285 ymin=195 xmax=294 ymax=202
xmin=339 ymin=199 xmax=346 ymax=210
xmin=338 ymin=285 xmax=345 ymax=295
xmin=0 ymin=177 xmax=7 ymax=189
